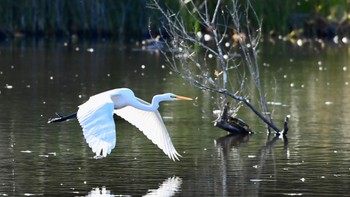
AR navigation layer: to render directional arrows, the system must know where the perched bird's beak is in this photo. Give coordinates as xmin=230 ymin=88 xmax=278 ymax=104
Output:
xmin=175 ymin=95 xmax=193 ymax=100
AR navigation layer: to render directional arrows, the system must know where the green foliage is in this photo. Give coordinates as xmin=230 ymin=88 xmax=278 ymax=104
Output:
xmin=250 ymin=0 xmax=350 ymax=35
xmin=0 ymin=0 xmax=347 ymax=40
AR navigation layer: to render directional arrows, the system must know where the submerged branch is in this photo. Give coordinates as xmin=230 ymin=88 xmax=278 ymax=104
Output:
xmin=189 ymin=80 xmax=281 ymax=133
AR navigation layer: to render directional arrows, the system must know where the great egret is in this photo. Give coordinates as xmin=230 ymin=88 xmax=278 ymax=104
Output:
xmin=48 ymin=88 xmax=192 ymax=161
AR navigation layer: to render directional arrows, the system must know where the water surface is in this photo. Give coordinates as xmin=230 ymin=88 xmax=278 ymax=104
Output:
xmin=0 ymin=39 xmax=349 ymax=196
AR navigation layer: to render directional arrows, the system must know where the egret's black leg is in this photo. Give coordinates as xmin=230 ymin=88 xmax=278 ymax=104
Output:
xmin=48 ymin=112 xmax=77 ymax=123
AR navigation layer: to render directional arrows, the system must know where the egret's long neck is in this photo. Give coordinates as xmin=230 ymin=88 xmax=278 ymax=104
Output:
xmin=132 ymin=95 xmax=163 ymax=111
xmin=150 ymin=95 xmax=163 ymax=109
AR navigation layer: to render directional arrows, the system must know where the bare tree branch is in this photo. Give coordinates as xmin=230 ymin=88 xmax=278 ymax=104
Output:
xmin=149 ymin=0 xmax=286 ymax=134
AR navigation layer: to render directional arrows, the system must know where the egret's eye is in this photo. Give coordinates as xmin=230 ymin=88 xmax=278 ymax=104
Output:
xmin=170 ymin=95 xmax=177 ymax=99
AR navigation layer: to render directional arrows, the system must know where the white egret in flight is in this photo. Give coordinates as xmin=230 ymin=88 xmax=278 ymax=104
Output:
xmin=48 ymin=88 xmax=192 ymax=161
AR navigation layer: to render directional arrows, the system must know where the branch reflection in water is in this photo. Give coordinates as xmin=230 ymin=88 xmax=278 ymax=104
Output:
xmin=215 ymin=133 xmax=288 ymax=196
xmin=86 ymin=176 xmax=182 ymax=197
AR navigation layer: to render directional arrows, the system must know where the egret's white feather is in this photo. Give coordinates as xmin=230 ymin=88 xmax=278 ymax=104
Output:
xmin=70 ymin=88 xmax=187 ymax=161
xmin=77 ymin=97 xmax=116 ymax=157
xmin=115 ymin=98 xmax=181 ymax=161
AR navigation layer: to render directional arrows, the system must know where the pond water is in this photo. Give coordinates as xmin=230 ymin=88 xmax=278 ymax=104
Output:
xmin=0 ymin=39 xmax=349 ymax=196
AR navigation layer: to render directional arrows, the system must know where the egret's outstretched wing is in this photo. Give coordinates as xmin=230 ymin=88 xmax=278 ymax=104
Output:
xmin=115 ymin=99 xmax=181 ymax=161
xmin=77 ymin=97 xmax=116 ymax=157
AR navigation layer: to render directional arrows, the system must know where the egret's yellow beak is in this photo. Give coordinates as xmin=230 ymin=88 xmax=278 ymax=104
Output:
xmin=175 ymin=95 xmax=193 ymax=100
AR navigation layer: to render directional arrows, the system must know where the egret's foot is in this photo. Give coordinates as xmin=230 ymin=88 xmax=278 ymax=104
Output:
xmin=47 ymin=113 xmax=63 ymax=123
xmin=93 ymin=155 xmax=104 ymax=159
xmin=47 ymin=112 xmax=77 ymax=123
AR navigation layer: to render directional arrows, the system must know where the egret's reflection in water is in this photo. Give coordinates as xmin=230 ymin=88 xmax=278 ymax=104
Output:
xmin=85 ymin=177 xmax=182 ymax=197
xmin=143 ymin=176 xmax=182 ymax=197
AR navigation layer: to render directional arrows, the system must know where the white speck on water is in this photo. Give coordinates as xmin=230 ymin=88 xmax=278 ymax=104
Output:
xmin=225 ymin=42 xmax=230 ymax=47
xmin=169 ymin=71 xmax=173 ymax=75
xmin=223 ymin=54 xmax=229 ymax=59
xmin=297 ymin=39 xmax=303 ymax=46
xmin=301 ymin=84 xmax=305 ymax=88
xmin=290 ymin=83 xmax=294 ymax=87
xmin=42 ymin=101 xmax=46 ymax=104
xmin=267 ymin=101 xmax=282 ymax=106
xmin=252 ymin=165 xmax=258 ymax=169
xmin=300 ymin=178 xmax=305 ymax=182
xmin=263 ymin=62 xmax=270 ymax=67
xmin=284 ymin=193 xmax=303 ymax=196
xmin=162 ymin=116 xmax=173 ymax=120
xmin=325 ymin=101 xmax=333 ymax=105
xmin=318 ymin=66 xmax=323 ymax=71
xmin=83 ymin=181 xmax=87 ymax=184
xmin=345 ymin=82 xmax=349 ymax=85
xmin=86 ymin=48 xmax=94 ymax=53
xmin=342 ymin=37 xmax=348 ymax=44
xmin=320 ymin=176 xmax=325 ymax=179
xmin=196 ymin=31 xmax=202 ymax=39
xmin=50 ymin=76 xmax=54 ymax=80
xmin=204 ymin=148 xmax=207 ymax=151
xmin=250 ymin=179 xmax=263 ymax=182
xmin=208 ymin=54 xmax=213 ymax=58
xmin=21 ymin=150 xmax=32 ymax=153
xmin=343 ymin=66 xmax=347 ymax=71
xmin=64 ymin=42 xmax=68 ymax=46
xmin=141 ymin=65 xmax=146 ymax=69
xmin=161 ymin=65 xmax=165 ymax=69
xmin=5 ymin=84 xmax=13 ymax=89
xmin=26 ymin=84 xmax=31 ymax=88
xmin=289 ymin=58 xmax=294 ymax=62
xmin=318 ymin=61 xmax=322 ymax=66
xmin=75 ymin=47 xmax=80 ymax=51
xmin=78 ymin=95 xmax=82 ymax=98
xmin=248 ymin=155 xmax=256 ymax=158
xmin=204 ymin=34 xmax=211 ymax=41
xmin=48 ymin=152 xmax=56 ymax=156
xmin=333 ymin=35 xmax=339 ymax=43
xmin=333 ymin=150 xmax=338 ymax=153
xmin=24 ymin=193 xmax=36 ymax=196
xmin=107 ymin=73 xmax=110 ymax=77
xmin=10 ymin=65 xmax=14 ymax=69
xmin=283 ymin=74 xmax=287 ymax=79
xmin=39 ymin=155 xmax=49 ymax=158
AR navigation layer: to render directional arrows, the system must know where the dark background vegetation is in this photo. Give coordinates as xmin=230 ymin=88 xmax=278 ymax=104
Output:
xmin=0 ymin=0 xmax=349 ymax=41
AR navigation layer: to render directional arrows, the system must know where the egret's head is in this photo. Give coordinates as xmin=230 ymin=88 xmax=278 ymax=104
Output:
xmin=157 ymin=93 xmax=193 ymax=102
